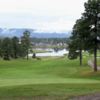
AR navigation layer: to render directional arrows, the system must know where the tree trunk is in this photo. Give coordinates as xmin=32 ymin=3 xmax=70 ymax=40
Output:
xmin=94 ymin=41 xmax=97 ymax=72
xmin=93 ymin=15 xmax=98 ymax=72
xmin=14 ymin=51 xmax=17 ymax=59
xmin=79 ymin=49 xmax=82 ymax=66
xmin=27 ymin=49 xmax=28 ymax=60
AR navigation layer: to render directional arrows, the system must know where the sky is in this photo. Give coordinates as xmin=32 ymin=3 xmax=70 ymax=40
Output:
xmin=0 ymin=0 xmax=87 ymax=33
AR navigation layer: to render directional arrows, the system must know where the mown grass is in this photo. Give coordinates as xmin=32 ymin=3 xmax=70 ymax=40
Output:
xmin=0 ymin=83 xmax=100 ymax=100
xmin=33 ymin=49 xmax=49 ymax=53
xmin=0 ymin=56 xmax=100 ymax=100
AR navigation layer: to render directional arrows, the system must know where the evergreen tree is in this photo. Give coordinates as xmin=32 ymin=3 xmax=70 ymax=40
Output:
xmin=68 ymin=18 xmax=86 ymax=66
xmin=0 ymin=39 xmax=2 ymax=58
xmin=2 ymin=38 xmax=12 ymax=60
xmin=21 ymin=30 xmax=31 ymax=60
xmin=83 ymin=0 xmax=100 ymax=71
xmin=12 ymin=37 xmax=19 ymax=59
xmin=68 ymin=0 xmax=100 ymax=71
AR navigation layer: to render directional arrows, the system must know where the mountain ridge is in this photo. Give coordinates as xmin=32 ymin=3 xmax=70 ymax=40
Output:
xmin=0 ymin=28 xmax=71 ymax=38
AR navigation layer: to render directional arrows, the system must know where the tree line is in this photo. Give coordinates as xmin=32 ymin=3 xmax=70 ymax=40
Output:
xmin=68 ymin=0 xmax=100 ymax=72
xmin=0 ymin=30 xmax=31 ymax=60
xmin=31 ymin=38 xmax=68 ymax=51
xmin=31 ymin=38 xmax=68 ymax=44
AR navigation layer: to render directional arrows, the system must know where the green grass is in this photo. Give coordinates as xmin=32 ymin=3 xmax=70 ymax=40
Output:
xmin=32 ymin=49 xmax=53 ymax=53
xmin=97 ymin=58 xmax=100 ymax=66
xmin=0 ymin=57 xmax=100 ymax=100
xmin=33 ymin=49 xmax=48 ymax=53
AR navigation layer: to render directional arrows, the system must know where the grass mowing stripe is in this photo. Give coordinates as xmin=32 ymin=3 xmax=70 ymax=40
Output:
xmin=0 ymin=78 xmax=100 ymax=87
xmin=0 ymin=83 xmax=100 ymax=99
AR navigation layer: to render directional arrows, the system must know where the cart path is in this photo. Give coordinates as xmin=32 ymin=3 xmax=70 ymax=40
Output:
xmin=70 ymin=93 xmax=100 ymax=100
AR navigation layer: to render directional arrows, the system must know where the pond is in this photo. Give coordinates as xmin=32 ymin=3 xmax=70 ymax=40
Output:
xmin=29 ymin=49 xmax=69 ymax=57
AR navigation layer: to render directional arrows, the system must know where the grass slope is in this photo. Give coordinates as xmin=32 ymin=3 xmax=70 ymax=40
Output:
xmin=0 ymin=57 xmax=100 ymax=100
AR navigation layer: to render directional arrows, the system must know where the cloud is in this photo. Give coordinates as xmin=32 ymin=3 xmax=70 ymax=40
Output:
xmin=34 ymin=18 xmax=75 ymax=33
xmin=0 ymin=0 xmax=88 ymax=32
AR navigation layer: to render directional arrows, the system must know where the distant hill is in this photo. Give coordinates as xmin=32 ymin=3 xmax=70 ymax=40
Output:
xmin=0 ymin=28 xmax=71 ymax=38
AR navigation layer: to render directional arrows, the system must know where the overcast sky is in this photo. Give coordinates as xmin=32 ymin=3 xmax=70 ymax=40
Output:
xmin=0 ymin=0 xmax=87 ymax=33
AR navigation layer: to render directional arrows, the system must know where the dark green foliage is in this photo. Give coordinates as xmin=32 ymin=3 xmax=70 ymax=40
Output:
xmin=68 ymin=38 xmax=79 ymax=60
xmin=0 ymin=30 xmax=31 ymax=60
xmin=0 ymin=39 xmax=2 ymax=57
xmin=21 ymin=30 xmax=31 ymax=60
xmin=68 ymin=50 xmax=79 ymax=60
xmin=11 ymin=37 xmax=20 ymax=59
xmin=83 ymin=0 xmax=100 ymax=71
xmin=2 ymin=38 xmax=12 ymax=60
xmin=68 ymin=19 xmax=84 ymax=65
